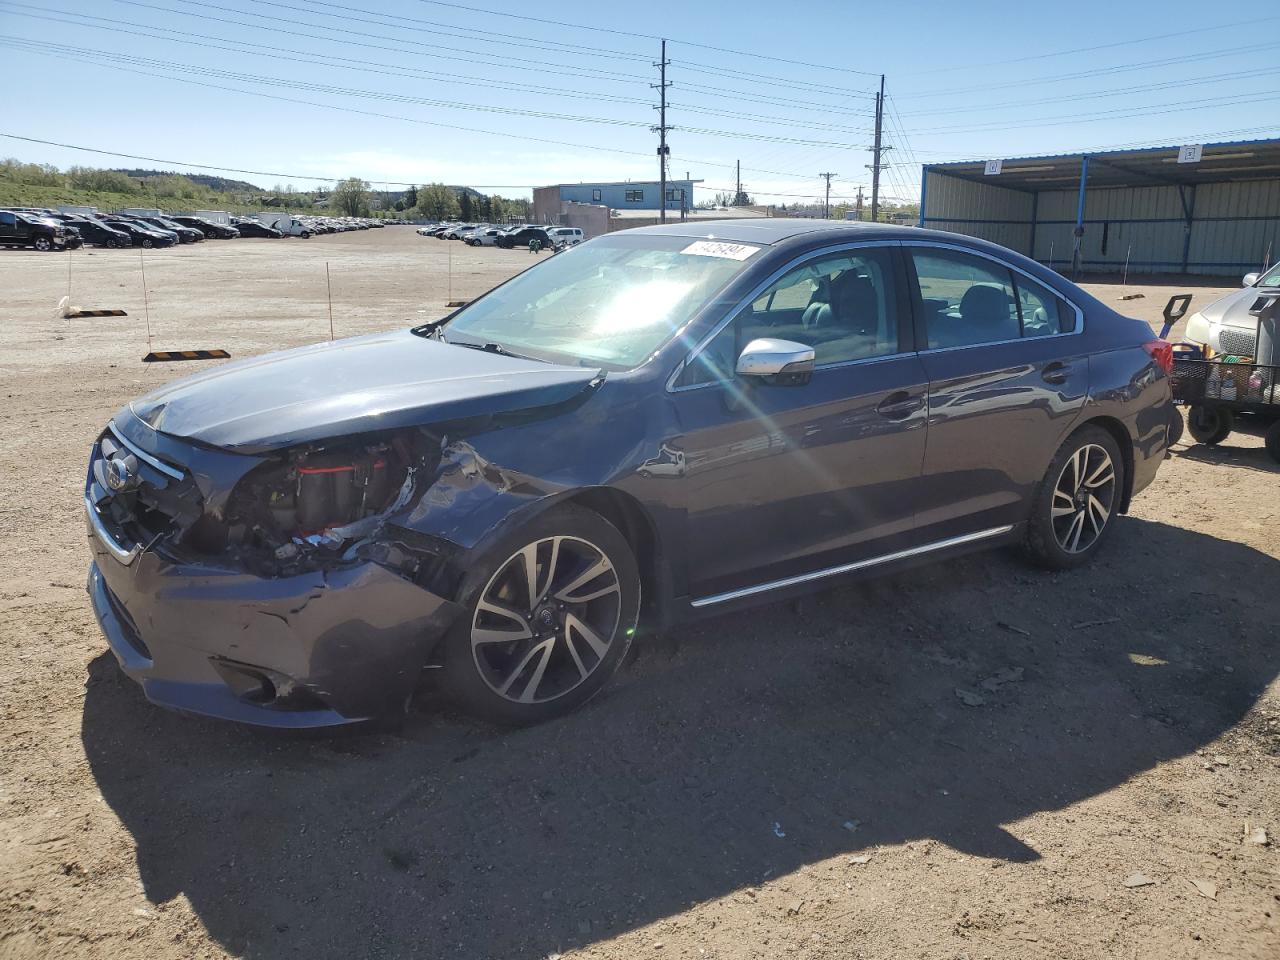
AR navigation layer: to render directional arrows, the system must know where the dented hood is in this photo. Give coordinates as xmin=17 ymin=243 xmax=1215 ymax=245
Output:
xmin=129 ymin=329 xmax=600 ymax=452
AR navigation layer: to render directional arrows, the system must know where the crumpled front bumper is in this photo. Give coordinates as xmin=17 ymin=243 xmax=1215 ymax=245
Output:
xmin=86 ymin=516 xmax=462 ymax=728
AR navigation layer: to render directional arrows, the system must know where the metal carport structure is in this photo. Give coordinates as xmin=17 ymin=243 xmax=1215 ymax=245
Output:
xmin=917 ymin=139 xmax=1280 ymax=277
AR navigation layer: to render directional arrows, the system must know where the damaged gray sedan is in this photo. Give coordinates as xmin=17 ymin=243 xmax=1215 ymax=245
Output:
xmin=86 ymin=221 xmax=1173 ymax=727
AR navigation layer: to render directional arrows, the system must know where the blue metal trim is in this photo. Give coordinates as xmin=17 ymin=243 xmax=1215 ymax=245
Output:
xmin=1029 ymin=191 xmax=1038 ymax=258
xmin=924 ymin=137 xmax=1280 ymax=170
xmin=921 ymin=217 xmax=1030 ymax=225
xmin=918 ymin=165 xmax=929 ymax=228
xmin=1072 ymin=155 xmax=1089 ymax=274
xmin=1182 ymin=185 xmax=1197 ymax=274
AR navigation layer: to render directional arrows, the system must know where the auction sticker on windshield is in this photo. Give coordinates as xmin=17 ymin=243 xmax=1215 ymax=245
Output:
xmin=680 ymin=240 xmax=760 ymax=261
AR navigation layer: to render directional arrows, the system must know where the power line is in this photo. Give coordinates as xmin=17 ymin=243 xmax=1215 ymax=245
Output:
xmin=901 ymin=12 xmax=1280 ymax=76
xmin=896 ymin=65 xmax=1280 ymax=118
xmin=9 ymin=2 xmax=870 ymax=121
xmin=403 ymin=0 xmax=882 ymax=76
xmin=896 ymin=39 xmax=1280 ymax=100
xmin=898 ymin=88 xmax=1280 ymax=137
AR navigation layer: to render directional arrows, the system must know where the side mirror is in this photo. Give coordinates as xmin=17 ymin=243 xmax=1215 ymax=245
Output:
xmin=1243 ymin=272 xmax=1260 ymax=287
xmin=736 ymin=338 xmax=815 ymax=386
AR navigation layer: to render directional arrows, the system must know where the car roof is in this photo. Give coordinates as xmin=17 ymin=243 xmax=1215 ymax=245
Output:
xmin=622 ymin=218 xmax=918 ymax=245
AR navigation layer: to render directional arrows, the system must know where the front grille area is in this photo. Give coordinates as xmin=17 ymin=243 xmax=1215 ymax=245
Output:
xmin=1218 ymin=326 xmax=1257 ymax=357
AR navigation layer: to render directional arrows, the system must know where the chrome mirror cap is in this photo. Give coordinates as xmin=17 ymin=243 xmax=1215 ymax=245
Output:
xmin=736 ymin=338 xmax=816 ymax=383
xmin=1243 ymin=272 xmax=1260 ymax=287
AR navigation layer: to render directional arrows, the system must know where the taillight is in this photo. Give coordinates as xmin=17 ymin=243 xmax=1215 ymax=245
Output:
xmin=1143 ymin=339 xmax=1173 ymax=375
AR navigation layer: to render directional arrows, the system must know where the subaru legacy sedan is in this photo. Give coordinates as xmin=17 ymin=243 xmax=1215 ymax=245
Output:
xmin=85 ymin=221 xmax=1174 ymax=728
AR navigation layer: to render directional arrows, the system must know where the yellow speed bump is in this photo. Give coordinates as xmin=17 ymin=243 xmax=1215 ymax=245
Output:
xmin=142 ymin=349 xmax=231 ymax=363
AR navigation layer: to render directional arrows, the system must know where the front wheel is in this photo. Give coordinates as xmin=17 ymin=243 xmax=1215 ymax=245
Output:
xmin=33 ymin=236 xmax=52 ymax=252
xmin=439 ymin=504 xmax=640 ymax=725
xmin=141 ymin=238 xmax=153 ymax=249
xmin=1187 ymin=405 xmax=1233 ymax=445
xmin=1265 ymin=419 xmax=1280 ymax=464
xmin=1024 ymin=425 xmax=1124 ymax=570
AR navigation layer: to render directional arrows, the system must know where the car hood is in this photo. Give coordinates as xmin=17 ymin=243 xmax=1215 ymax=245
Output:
xmin=1198 ymin=284 xmax=1269 ymax=326
xmin=127 ymin=329 xmax=601 ymax=453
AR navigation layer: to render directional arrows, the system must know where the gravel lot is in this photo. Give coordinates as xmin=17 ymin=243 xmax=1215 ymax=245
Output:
xmin=1 ymin=227 xmax=1276 ymax=960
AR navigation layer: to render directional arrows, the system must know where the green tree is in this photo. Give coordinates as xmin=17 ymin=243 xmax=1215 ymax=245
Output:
xmin=331 ymin=177 xmax=371 ymax=216
xmin=459 ymin=191 xmax=473 ymax=221
xmin=404 ymin=184 xmax=418 ymax=209
xmin=490 ymin=194 xmax=506 ymax=221
xmin=415 ymin=183 xmax=459 ymax=219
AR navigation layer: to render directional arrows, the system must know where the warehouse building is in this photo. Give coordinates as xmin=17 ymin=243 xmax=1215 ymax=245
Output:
xmin=532 ymin=178 xmax=700 ymax=222
xmin=917 ymin=138 xmax=1280 ymax=277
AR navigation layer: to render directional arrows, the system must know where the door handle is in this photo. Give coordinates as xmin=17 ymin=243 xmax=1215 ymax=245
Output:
xmin=1042 ymin=361 xmax=1072 ymax=385
xmin=876 ymin=391 xmax=924 ymax=419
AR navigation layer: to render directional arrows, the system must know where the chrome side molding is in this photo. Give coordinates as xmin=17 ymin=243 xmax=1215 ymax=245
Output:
xmin=690 ymin=525 xmax=1016 ymax=608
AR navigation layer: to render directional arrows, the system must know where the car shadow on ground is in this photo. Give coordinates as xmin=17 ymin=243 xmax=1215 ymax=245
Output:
xmin=81 ymin=518 xmax=1279 ymax=959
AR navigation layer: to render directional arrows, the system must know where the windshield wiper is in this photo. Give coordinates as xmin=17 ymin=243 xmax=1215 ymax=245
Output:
xmin=447 ymin=339 xmax=540 ymax=361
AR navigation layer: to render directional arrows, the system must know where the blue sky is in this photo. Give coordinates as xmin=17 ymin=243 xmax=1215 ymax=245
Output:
xmin=1 ymin=0 xmax=1276 ymax=205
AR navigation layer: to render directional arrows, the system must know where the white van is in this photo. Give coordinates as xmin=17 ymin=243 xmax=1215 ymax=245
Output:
xmin=255 ymin=213 xmax=313 ymax=238
xmin=548 ymin=227 xmax=585 ymax=248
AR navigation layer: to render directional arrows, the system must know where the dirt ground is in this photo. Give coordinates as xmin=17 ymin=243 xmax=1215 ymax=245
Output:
xmin=1 ymin=228 xmax=1276 ymax=960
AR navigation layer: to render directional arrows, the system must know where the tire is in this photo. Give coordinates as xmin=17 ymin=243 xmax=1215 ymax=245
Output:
xmin=439 ymin=503 xmax=641 ymax=725
xmin=1265 ymin=419 xmax=1280 ymax=464
xmin=1187 ymin=404 xmax=1233 ymax=445
xmin=141 ymin=238 xmax=153 ymax=249
xmin=1167 ymin=406 xmax=1184 ymax=448
xmin=33 ymin=236 xmax=52 ymax=252
xmin=1024 ymin=424 xmax=1125 ymax=570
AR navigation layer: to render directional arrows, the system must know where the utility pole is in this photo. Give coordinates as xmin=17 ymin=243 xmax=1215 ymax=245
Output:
xmin=868 ymin=74 xmax=891 ymax=223
xmin=652 ymin=39 xmax=672 ymax=223
xmin=855 ymin=185 xmax=864 ymax=222
xmin=819 ymin=172 xmax=837 ymax=219
xmin=736 ymin=160 xmax=741 ymax=204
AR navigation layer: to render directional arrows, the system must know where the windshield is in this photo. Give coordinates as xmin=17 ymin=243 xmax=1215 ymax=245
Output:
xmin=441 ymin=234 xmax=762 ymax=368
xmin=1259 ymin=263 xmax=1280 ymax=287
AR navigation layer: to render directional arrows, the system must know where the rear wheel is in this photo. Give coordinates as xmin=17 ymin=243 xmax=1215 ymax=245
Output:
xmin=141 ymin=238 xmax=153 ymax=249
xmin=440 ymin=504 xmax=640 ymax=725
xmin=1167 ymin=406 xmax=1184 ymax=448
xmin=1187 ymin=404 xmax=1233 ymax=444
xmin=1025 ymin=425 xmax=1124 ymax=570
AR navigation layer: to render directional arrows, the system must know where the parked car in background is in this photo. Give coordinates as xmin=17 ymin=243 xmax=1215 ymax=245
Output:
xmin=99 ymin=216 xmax=177 ymax=248
xmin=1185 ymin=263 xmax=1280 ymax=355
xmin=230 ymin=218 xmax=284 ymax=239
xmin=466 ymin=228 xmax=505 ymax=246
xmin=83 ymin=221 xmax=1174 ymax=731
xmin=49 ymin=214 xmax=131 ymax=248
xmin=255 ymin=213 xmax=312 ymax=238
xmin=0 ymin=210 xmax=71 ymax=250
xmin=169 ymin=215 xmax=239 ymax=239
xmin=547 ymin=227 xmax=585 ymax=248
xmin=136 ymin=216 xmax=204 ymax=243
xmin=496 ymin=226 xmax=554 ymax=249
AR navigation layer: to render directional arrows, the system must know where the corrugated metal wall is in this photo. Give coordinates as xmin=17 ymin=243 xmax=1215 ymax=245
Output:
xmin=924 ymin=168 xmax=1280 ymax=277
xmin=920 ymin=171 xmax=1034 ymax=254
xmin=1189 ymin=179 xmax=1280 ymax=275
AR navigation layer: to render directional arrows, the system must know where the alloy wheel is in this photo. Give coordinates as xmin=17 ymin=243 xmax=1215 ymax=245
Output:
xmin=471 ymin=536 xmax=623 ymax=704
xmin=1051 ymin=443 xmax=1116 ymax=554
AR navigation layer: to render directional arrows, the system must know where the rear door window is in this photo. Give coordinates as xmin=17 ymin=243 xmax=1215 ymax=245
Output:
xmin=911 ymin=250 xmax=1019 ymax=349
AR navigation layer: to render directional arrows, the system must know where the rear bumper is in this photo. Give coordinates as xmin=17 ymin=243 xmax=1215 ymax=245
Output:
xmin=86 ymin=521 xmax=462 ymax=728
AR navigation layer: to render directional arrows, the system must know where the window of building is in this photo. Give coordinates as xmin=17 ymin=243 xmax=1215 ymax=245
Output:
xmin=624 ymin=189 xmax=644 ymax=203
xmin=665 ymin=189 xmax=677 ymax=201
xmin=592 ymin=188 xmax=602 ymax=202
xmin=678 ymin=246 xmax=901 ymax=386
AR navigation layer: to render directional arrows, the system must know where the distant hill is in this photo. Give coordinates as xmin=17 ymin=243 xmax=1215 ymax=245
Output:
xmin=110 ymin=168 xmax=265 ymax=193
